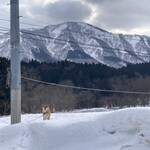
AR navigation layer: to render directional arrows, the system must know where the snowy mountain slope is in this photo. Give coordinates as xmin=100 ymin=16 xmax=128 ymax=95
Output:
xmin=1 ymin=22 xmax=150 ymax=67
xmin=0 ymin=107 xmax=150 ymax=150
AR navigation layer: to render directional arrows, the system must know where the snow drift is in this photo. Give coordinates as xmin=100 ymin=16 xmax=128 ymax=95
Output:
xmin=0 ymin=107 xmax=150 ymax=150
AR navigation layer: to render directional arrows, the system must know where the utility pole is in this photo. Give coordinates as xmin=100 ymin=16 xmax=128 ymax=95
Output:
xmin=10 ymin=0 xmax=21 ymax=124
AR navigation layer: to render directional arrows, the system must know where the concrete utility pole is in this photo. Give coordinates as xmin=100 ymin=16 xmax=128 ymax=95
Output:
xmin=10 ymin=0 xmax=21 ymax=124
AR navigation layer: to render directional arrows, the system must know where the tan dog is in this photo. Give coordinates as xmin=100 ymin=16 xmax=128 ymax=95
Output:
xmin=42 ymin=104 xmax=51 ymax=120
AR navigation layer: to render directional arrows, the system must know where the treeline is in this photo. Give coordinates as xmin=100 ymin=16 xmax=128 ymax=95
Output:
xmin=0 ymin=57 xmax=10 ymax=115
xmin=0 ymin=57 xmax=150 ymax=115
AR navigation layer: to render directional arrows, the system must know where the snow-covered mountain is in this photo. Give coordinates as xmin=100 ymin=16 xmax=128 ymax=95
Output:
xmin=1 ymin=22 xmax=150 ymax=68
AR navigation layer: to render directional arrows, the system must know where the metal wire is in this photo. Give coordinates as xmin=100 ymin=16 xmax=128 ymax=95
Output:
xmin=21 ymin=76 xmax=150 ymax=95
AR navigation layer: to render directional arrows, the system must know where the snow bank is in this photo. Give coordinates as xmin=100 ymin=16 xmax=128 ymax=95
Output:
xmin=0 ymin=107 xmax=150 ymax=150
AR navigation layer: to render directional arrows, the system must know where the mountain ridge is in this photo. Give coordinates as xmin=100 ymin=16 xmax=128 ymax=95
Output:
xmin=0 ymin=22 xmax=150 ymax=68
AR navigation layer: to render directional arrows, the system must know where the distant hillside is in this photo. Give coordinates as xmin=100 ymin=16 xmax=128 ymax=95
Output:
xmin=1 ymin=22 xmax=150 ymax=67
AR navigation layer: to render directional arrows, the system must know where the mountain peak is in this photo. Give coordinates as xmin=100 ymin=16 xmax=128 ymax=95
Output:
xmin=0 ymin=22 xmax=150 ymax=68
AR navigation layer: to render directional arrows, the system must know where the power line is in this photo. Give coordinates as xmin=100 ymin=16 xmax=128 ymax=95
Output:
xmin=0 ymin=19 xmax=149 ymax=51
xmin=0 ymin=27 xmax=10 ymax=33
xmin=0 ymin=28 xmax=10 ymax=34
xmin=0 ymin=9 xmax=49 ymax=26
xmin=0 ymin=26 xmax=9 ymax=30
xmin=21 ymin=76 xmax=150 ymax=95
xmin=20 ymin=22 xmax=44 ymax=28
xmin=21 ymin=30 xmax=105 ymax=48
xmin=43 ymin=26 xmax=149 ymax=42
xmin=0 ymin=74 xmax=7 ymax=82
xmin=1 ymin=28 xmax=150 ymax=58
xmin=0 ymin=6 xmax=149 ymax=41
xmin=0 ymin=28 xmax=10 ymax=33
xmin=18 ymin=23 xmax=150 ymax=42
xmin=0 ymin=13 xmax=149 ymax=42
xmin=0 ymin=33 xmax=141 ymax=57
xmin=0 ymin=9 xmax=45 ymax=28
xmin=21 ymin=36 xmax=150 ymax=60
xmin=21 ymin=30 xmax=150 ymax=57
xmin=22 ymin=36 xmax=67 ymax=46
xmin=0 ymin=9 xmax=9 ymax=14
xmin=22 ymin=36 xmax=46 ymax=42
xmin=0 ymin=18 xmax=44 ymax=28
xmin=21 ymin=16 xmax=49 ymax=26
xmin=20 ymin=24 xmax=150 ymax=42
xmin=0 ymin=23 xmax=150 ymax=59
xmin=0 ymin=18 xmax=10 ymax=22
xmin=0 ymin=29 xmax=9 ymax=31
xmin=0 ymin=32 xmax=8 ymax=34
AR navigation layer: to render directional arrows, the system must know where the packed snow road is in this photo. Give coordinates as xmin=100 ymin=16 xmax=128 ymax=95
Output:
xmin=0 ymin=107 xmax=150 ymax=150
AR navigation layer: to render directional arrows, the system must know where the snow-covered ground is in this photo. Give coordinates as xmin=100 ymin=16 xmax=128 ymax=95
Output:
xmin=0 ymin=107 xmax=150 ymax=150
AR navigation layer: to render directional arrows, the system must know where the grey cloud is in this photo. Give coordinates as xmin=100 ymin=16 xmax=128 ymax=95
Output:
xmin=85 ymin=0 xmax=120 ymax=5
xmin=45 ymin=0 xmax=92 ymax=22
xmin=90 ymin=0 xmax=150 ymax=31
xmin=19 ymin=0 xmax=150 ymax=35
xmin=21 ymin=0 xmax=92 ymax=25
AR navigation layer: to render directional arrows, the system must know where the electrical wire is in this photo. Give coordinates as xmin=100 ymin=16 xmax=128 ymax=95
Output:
xmin=0 ymin=26 xmax=9 ymax=30
xmin=0 ymin=19 xmax=150 ymax=58
xmin=21 ymin=31 xmax=150 ymax=57
xmin=0 ymin=13 xmax=149 ymax=42
xmin=0 ymin=18 xmax=10 ymax=22
xmin=22 ymin=16 xmax=49 ymax=26
xmin=0 ymin=32 xmax=145 ymax=59
xmin=0 ymin=74 xmax=7 ymax=82
xmin=0 ymin=8 xmax=49 ymax=26
xmin=0 ymin=29 xmax=9 ymax=31
xmin=0 ymin=32 xmax=8 ymax=34
xmin=0 ymin=27 xmax=150 ymax=58
xmin=0 ymin=9 xmax=9 ymax=14
xmin=21 ymin=76 xmax=150 ymax=95
xmin=0 ymin=18 xmax=44 ymax=28
xmin=21 ymin=36 xmax=150 ymax=61
xmin=20 ymin=22 xmax=44 ymax=28
xmin=20 ymin=25 xmax=150 ymax=42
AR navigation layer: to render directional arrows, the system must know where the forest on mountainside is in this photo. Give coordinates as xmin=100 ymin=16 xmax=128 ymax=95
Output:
xmin=0 ymin=57 xmax=150 ymax=115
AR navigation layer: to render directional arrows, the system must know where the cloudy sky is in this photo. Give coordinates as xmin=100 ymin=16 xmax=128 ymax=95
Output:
xmin=1 ymin=0 xmax=150 ymax=35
